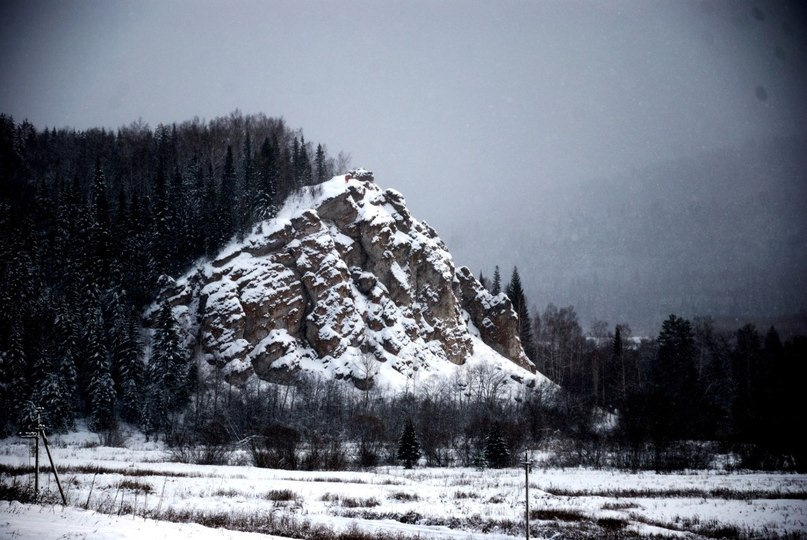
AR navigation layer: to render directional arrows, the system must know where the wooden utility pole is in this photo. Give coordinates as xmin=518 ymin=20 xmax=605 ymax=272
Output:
xmin=522 ymin=451 xmax=533 ymax=540
xmin=19 ymin=408 xmax=67 ymax=505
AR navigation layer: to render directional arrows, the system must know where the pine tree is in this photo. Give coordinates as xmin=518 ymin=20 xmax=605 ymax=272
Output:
xmin=397 ymin=418 xmax=421 ymax=469
xmin=256 ymin=136 xmax=278 ymax=219
xmin=144 ymin=300 xmax=189 ymax=436
xmin=315 ymin=143 xmax=327 ymax=183
xmin=732 ymin=323 xmax=762 ymax=441
xmin=38 ymin=370 xmax=73 ymax=432
xmin=185 ymin=157 xmax=206 ymax=257
xmin=297 ymin=136 xmax=313 ymax=187
xmin=279 ymin=142 xmax=294 ymax=199
xmin=169 ymin=166 xmax=187 ymax=272
xmin=257 ymin=136 xmax=278 ymax=218
xmin=53 ymin=178 xmax=80 ymax=293
xmin=239 ymin=133 xmax=254 ymax=237
xmin=53 ymin=306 xmax=79 ymax=414
xmin=90 ymin=158 xmax=112 ymax=285
xmin=478 ymin=270 xmax=490 ymax=292
xmin=291 ymin=137 xmax=301 ymax=189
xmin=3 ymin=319 xmax=30 ymax=430
xmin=610 ymin=324 xmax=625 ymax=403
xmin=111 ymin=299 xmax=143 ymax=424
xmin=695 ymin=319 xmax=733 ymax=438
xmin=201 ymin=161 xmax=220 ymax=257
xmin=491 ymin=266 xmax=501 ymax=295
xmin=650 ymin=314 xmax=698 ymax=441
xmin=506 ymin=266 xmax=536 ymax=359
xmin=218 ymin=145 xmax=236 ymax=246
xmin=85 ymin=306 xmax=116 ymax=431
xmin=151 ymin=158 xmax=172 ymax=277
xmin=483 ymin=422 xmax=510 ymax=468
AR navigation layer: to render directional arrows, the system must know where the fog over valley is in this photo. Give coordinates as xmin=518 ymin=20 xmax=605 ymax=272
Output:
xmin=1 ymin=0 xmax=806 ymax=331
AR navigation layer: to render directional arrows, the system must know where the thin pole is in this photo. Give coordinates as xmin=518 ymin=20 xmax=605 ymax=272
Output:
xmin=40 ymin=429 xmax=67 ymax=505
xmin=34 ymin=430 xmax=40 ymax=499
xmin=522 ymin=451 xmax=533 ymax=540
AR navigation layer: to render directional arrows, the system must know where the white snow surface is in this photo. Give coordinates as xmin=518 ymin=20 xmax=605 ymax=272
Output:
xmin=1 ymin=428 xmax=806 ymax=539
xmin=1 ymin=502 xmax=283 ymax=540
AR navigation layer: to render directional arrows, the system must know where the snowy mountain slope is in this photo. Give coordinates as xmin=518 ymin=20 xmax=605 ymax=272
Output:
xmin=154 ymin=172 xmax=545 ymax=391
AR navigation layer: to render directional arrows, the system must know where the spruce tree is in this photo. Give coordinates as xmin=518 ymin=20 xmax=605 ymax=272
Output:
xmin=144 ymin=300 xmax=189 ymax=436
xmin=506 ymin=266 xmax=536 ymax=359
xmin=90 ymin=158 xmax=112 ymax=284
xmin=85 ymin=306 xmax=116 ymax=431
xmin=239 ymin=133 xmax=254 ymax=237
xmin=732 ymin=323 xmax=762 ymax=442
xmin=291 ymin=137 xmax=301 ymax=189
xmin=151 ymin=159 xmax=172 ymax=277
xmin=295 ymin=136 xmax=313 ymax=187
xmin=257 ymin=136 xmax=278 ymax=219
xmin=315 ymin=143 xmax=327 ymax=183
xmin=169 ymin=166 xmax=189 ymax=272
xmin=53 ymin=179 xmax=80 ymax=293
xmin=54 ymin=307 xmax=79 ymax=414
xmin=201 ymin=162 xmax=220 ymax=257
xmin=650 ymin=314 xmax=698 ymax=441
xmin=279 ymin=142 xmax=294 ymax=199
xmin=26 ymin=315 xmax=71 ymax=432
xmin=491 ymin=265 xmax=501 ymax=295
xmin=38 ymin=371 xmax=73 ymax=432
xmin=397 ymin=418 xmax=421 ymax=469
xmin=478 ymin=270 xmax=490 ymax=292
xmin=218 ymin=145 xmax=236 ymax=246
xmin=3 ymin=320 xmax=30 ymax=429
xmin=111 ymin=300 xmax=143 ymax=424
xmin=610 ymin=324 xmax=625 ymax=403
xmin=484 ymin=422 xmax=510 ymax=468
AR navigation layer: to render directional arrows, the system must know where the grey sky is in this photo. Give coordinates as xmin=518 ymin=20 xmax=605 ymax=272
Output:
xmin=2 ymin=0 xmax=805 ymax=334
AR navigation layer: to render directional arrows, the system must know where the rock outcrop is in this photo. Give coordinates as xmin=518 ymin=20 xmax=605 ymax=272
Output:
xmin=454 ymin=267 xmax=533 ymax=372
xmin=155 ymin=173 xmax=536 ymax=388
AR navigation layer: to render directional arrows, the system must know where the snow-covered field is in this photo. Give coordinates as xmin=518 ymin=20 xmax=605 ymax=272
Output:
xmin=2 ymin=428 xmax=806 ymax=539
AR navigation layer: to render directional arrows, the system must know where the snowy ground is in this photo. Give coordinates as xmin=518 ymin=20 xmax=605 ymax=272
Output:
xmin=1 ymin=428 xmax=806 ymax=539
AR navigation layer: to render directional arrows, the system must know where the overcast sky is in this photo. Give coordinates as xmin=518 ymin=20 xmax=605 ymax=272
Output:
xmin=2 ymin=0 xmax=806 ymax=334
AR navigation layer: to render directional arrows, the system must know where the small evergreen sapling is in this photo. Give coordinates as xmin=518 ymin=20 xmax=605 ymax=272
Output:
xmin=397 ymin=418 xmax=421 ymax=469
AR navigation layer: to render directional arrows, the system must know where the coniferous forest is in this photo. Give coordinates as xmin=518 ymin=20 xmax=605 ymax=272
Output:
xmin=1 ymin=112 xmax=805 ymax=473
xmin=0 ymin=112 xmax=340 ymax=432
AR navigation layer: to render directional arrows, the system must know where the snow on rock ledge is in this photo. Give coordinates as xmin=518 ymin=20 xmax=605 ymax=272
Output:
xmin=153 ymin=174 xmax=537 ymax=389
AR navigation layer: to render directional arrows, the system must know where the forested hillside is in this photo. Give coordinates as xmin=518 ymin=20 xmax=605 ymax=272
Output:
xmin=0 ymin=111 xmax=341 ymax=433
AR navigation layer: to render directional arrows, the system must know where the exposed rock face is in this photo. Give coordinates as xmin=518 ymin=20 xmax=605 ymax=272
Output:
xmin=454 ymin=267 xmax=533 ymax=372
xmin=345 ymin=167 xmax=374 ymax=182
xmin=157 ymin=175 xmax=535 ymax=387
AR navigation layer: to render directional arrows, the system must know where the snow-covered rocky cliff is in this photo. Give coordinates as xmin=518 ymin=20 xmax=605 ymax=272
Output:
xmin=154 ymin=172 xmax=544 ymax=390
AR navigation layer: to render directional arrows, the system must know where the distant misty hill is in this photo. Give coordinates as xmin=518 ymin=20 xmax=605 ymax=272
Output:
xmin=462 ymin=135 xmax=807 ymax=336
xmin=578 ymin=135 xmax=805 ymax=334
